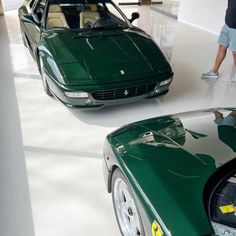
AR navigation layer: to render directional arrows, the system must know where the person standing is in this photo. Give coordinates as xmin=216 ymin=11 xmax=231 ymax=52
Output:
xmin=202 ymin=0 xmax=236 ymax=83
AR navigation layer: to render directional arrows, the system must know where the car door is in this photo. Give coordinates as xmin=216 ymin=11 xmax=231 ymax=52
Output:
xmin=21 ymin=0 xmax=46 ymax=59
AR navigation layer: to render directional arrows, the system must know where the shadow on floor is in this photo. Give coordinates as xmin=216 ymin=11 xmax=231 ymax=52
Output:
xmin=68 ymin=95 xmax=169 ymax=128
xmin=24 ymin=146 xmax=101 ymax=159
xmin=14 ymin=73 xmax=41 ymax=80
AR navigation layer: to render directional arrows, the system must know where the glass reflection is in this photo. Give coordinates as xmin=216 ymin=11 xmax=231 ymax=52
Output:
xmin=213 ymin=109 xmax=236 ymax=153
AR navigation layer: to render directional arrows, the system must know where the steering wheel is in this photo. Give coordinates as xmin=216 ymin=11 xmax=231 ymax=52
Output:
xmin=92 ymin=17 xmax=119 ymax=28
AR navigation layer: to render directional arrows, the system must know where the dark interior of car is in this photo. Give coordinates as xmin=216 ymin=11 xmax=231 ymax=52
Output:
xmin=211 ymin=174 xmax=236 ymax=228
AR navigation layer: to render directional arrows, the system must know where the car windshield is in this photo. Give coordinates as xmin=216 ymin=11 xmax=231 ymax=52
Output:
xmin=46 ymin=0 xmax=129 ymax=31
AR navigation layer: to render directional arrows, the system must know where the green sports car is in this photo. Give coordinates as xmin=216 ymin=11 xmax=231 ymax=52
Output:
xmin=18 ymin=0 xmax=173 ymax=108
xmin=103 ymin=108 xmax=236 ymax=236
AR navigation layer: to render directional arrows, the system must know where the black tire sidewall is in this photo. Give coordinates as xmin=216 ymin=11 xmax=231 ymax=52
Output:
xmin=21 ymin=31 xmax=27 ymax=47
xmin=39 ymin=56 xmax=52 ymax=96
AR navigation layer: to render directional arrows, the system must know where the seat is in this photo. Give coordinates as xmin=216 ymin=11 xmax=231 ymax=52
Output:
xmin=47 ymin=4 xmax=69 ymax=28
xmin=80 ymin=4 xmax=100 ymax=28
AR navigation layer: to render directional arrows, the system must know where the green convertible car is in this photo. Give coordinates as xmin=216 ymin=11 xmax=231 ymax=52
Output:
xmin=103 ymin=108 xmax=236 ymax=236
xmin=18 ymin=0 xmax=173 ymax=108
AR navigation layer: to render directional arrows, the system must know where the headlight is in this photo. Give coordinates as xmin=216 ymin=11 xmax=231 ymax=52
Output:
xmin=64 ymin=91 xmax=89 ymax=98
xmin=159 ymin=78 xmax=172 ymax=87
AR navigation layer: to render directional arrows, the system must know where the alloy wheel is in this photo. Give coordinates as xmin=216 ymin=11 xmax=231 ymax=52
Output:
xmin=113 ymin=177 xmax=143 ymax=236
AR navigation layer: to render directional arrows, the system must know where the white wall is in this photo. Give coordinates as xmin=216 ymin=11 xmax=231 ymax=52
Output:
xmin=2 ymin=0 xmax=21 ymax=11
xmin=178 ymin=0 xmax=227 ymax=35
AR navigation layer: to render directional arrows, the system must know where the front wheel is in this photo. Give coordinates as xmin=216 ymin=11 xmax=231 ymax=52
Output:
xmin=112 ymin=168 xmax=145 ymax=236
xmin=21 ymin=32 xmax=28 ymax=47
xmin=39 ymin=56 xmax=52 ymax=96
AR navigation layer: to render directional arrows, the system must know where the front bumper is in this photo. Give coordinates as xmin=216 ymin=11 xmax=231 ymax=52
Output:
xmin=47 ymin=73 xmax=173 ymax=109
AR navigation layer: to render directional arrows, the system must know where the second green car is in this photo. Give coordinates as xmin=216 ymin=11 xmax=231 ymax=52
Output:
xmin=18 ymin=0 xmax=173 ymax=108
xmin=103 ymin=108 xmax=236 ymax=235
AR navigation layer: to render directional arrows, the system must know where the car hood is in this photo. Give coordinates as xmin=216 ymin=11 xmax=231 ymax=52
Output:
xmin=45 ymin=30 xmax=171 ymax=86
xmin=108 ymin=108 xmax=236 ymax=235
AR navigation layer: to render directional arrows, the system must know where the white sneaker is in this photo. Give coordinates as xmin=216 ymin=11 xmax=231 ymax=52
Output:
xmin=230 ymin=74 xmax=236 ymax=85
xmin=202 ymin=70 xmax=219 ymax=79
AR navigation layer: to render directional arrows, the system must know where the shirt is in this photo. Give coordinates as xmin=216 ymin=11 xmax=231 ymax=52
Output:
xmin=225 ymin=0 xmax=236 ymax=29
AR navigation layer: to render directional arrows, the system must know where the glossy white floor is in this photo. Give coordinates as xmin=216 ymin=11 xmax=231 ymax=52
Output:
xmin=1 ymin=5 xmax=236 ymax=236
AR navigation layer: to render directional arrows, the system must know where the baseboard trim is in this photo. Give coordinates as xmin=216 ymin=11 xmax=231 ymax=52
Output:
xmin=150 ymin=5 xmax=178 ymax=19
xmin=151 ymin=1 xmax=163 ymax=4
xmin=178 ymin=19 xmax=219 ymax=35
xmin=118 ymin=2 xmax=140 ymax=5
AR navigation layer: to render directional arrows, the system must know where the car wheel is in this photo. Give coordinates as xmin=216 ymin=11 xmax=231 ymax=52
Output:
xmin=112 ymin=168 xmax=145 ymax=236
xmin=39 ymin=56 xmax=52 ymax=96
xmin=21 ymin=32 xmax=28 ymax=48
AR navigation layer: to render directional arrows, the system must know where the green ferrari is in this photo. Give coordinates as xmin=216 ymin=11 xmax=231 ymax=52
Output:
xmin=18 ymin=0 xmax=173 ymax=108
xmin=103 ymin=108 xmax=236 ymax=236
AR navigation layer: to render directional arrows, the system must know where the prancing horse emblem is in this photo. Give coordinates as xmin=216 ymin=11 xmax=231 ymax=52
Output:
xmin=120 ymin=70 xmax=125 ymax=75
xmin=124 ymin=90 xmax=129 ymax=96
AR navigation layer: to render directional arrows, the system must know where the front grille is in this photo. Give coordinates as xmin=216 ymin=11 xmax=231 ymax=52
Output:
xmin=91 ymin=83 xmax=156 ymax=101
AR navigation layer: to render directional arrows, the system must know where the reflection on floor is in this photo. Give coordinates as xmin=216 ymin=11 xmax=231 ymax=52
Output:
xmin=1 ymin=5 xmax=236 ymax=236
xmin=151 ymin=0 xmax=180 ymax=19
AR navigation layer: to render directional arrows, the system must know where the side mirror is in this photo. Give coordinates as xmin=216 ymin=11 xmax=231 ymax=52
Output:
xmin=20 ymin=15 xmax=40 ymax=26
xmin=129 ymin=12 xmax=140 ymax=23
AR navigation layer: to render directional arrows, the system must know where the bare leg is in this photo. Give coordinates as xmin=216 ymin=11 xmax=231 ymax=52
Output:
xmin=231 ymin=51 xmax=236 ymax=82
xmin=214 ymin=111 xmax=223 ymax=120
xmin=229 ymin=112 xmax=236 ymax=118
xmin=233 ymin=51 xmax=236 ymax=67
xmin=212 ymin=45 xmax=228 ymax=72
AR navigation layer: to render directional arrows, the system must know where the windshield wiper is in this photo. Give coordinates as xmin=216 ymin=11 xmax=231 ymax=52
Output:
xmin=48 ymin=27 xmax=70 ymax=31
xmin=73 ymin=26 xmax=126 ymax=39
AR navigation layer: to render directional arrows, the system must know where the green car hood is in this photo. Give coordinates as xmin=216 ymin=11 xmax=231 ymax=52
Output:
xmin=108 ymin=108 xmax=236 ymax=235
xmin=45 ymin=30 xmax=170 ymax=86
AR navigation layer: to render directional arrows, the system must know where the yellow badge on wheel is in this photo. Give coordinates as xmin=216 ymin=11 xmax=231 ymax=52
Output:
xmin=152 ymin=220 xmax=163 ymax=236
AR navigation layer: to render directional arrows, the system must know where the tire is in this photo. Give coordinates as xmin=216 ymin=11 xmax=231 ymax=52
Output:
xmin=21 ymin=32 xmax=28 ymax=47
xmin=111 ymin=168 xmax=145 ymax=236
xmin=39 ymin=56 xmax=52 ymax=96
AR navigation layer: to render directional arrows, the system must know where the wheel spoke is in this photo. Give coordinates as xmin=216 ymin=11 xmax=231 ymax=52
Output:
xmin=131 ymin=213 xmax=141 ymax=233
xmin=121 ymin=202 xmax=129 ymax=217
xmin=123 ymin=187 xmax=131 ymax=201
xmin=129 ymin=219 xmax=138 ymax=236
